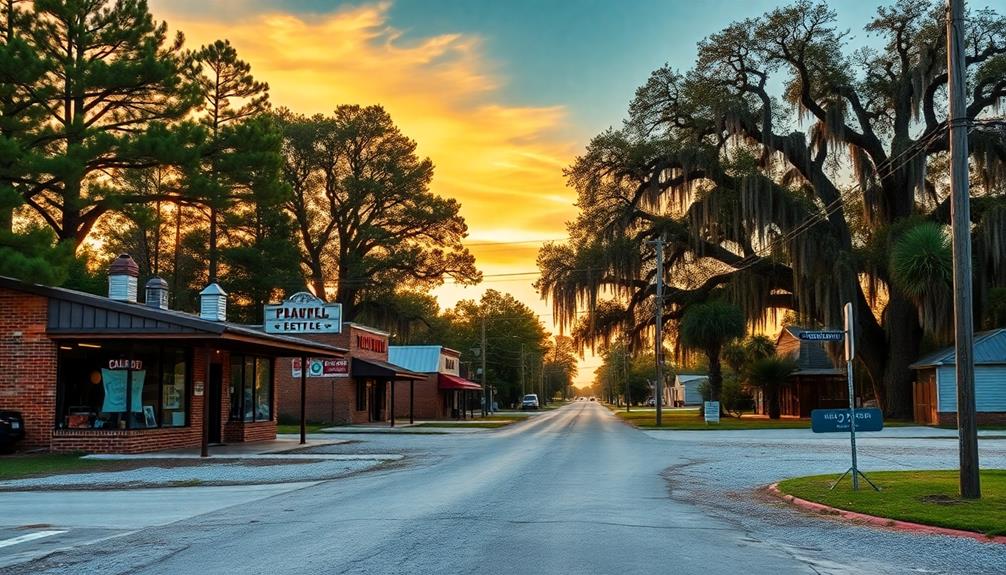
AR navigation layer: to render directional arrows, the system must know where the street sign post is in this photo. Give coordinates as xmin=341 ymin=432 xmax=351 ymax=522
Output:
xmin=830 ymin=302 xmax=878 ymax=491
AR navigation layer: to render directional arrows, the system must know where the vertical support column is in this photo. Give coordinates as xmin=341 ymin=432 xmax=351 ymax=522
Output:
xmin=390 ymin=379 xmax=396 ymax=427
xmin=409 ymin=379 xmax=415 ymax=425
xmin=300 ymin=354 xmax=307 ymax=445
xmin=201 ymin=347 xmax=211 ymax=458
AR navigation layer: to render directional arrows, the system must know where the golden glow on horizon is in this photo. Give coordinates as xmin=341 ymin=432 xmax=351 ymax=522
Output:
xmin=150 ymin=1 xmax=596 ymax=384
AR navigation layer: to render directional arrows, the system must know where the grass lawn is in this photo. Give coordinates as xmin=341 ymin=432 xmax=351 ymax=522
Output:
xmin=276 ymin=423 xmax=328 ymax=434
xmin=613 ymin=408 xmax=812 ymax=430
xmin=0 ymin=453 xmax=108 ymax=480
xmin=777 ymin=470 xmax=1006 ymax=537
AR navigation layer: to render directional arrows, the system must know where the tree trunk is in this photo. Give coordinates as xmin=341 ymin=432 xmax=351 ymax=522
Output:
xmin=767 ymin=383 xmax=781 ymax=420
xmin=208 ymin=206 xmax=218 ymax=283
xmin=707 ymin=346 xmax=723 ymax=401
xmin=882 ymin=295 xmax=922 ymax=419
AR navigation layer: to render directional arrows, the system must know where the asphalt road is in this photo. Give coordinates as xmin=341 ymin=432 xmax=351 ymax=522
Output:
xmin=2 ymin=402 xmax=1004 ymax=575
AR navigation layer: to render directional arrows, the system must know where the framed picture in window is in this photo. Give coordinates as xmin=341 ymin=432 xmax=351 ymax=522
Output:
xmin=143 ymin=405 xmax=157 ymax=428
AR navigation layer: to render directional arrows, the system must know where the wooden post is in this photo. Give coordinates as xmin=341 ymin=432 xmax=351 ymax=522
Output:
xmin=299 ymin=355 xmax=307 ymax=445
xmin=947 ymin=0 xmax=980 ymax=498
xmin=390 ymin=379 xmax=396 ymax=427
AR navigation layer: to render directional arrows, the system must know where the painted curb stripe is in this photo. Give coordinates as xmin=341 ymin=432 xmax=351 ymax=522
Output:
xmin=767 ymin=483 xmax=1006 ymax=545
xmin=0 ymin=530 xmax=66 ymax=549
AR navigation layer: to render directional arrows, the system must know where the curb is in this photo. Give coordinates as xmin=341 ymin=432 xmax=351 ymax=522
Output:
xmin=767 ymin=483 xmax=1006 ymax=545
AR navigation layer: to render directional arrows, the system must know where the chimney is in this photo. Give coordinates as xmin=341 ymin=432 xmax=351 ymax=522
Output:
xmin=199 ymin=282 xmax=227 ymax=322
xmin=108 ymin=254 xmax=139 ymax=302
xmin=145 ymin=277 xmax=169 ymax=310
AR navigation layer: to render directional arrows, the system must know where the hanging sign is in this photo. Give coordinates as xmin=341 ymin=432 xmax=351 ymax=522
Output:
xmin=292 ymin=358 xmax=349 ymax=378
xmin=264 ymin=292 xmax=342 ymax=334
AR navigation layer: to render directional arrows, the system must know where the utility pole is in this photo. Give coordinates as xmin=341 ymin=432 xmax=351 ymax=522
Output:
xmin=947 ymin=0 xmax=980 ymax=499
xmin=649 ymin=236 xmax=665 ymax=426
xmin=481 ymin=316 xmax=488 ymax=417
xmin=624 ymin=340 xmax=630 ymax=413
xmin=520 ymin=343 xmax=526 ymax=397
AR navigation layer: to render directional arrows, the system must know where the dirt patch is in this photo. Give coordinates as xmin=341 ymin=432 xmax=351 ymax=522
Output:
xmin=919 ymin=494 xmax=965 ymax=506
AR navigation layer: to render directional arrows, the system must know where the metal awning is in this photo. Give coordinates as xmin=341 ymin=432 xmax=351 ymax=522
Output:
xmin=351 ymin=357 xmax=424 ymax=380
xmin=438 ymin=373 xmax=482 ymax=391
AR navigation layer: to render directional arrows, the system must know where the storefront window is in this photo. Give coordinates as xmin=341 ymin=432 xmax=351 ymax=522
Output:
xmin=229 ymin=355 xmax=273 ymax=422
xmin=56 ymin=343 xmax=189 ymax=430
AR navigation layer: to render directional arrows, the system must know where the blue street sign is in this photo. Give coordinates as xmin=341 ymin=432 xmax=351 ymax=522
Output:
xmin=799 ymin=331 xmax=845 ymax=341
xmin=811 ymin=408 xmax=884 ymax=433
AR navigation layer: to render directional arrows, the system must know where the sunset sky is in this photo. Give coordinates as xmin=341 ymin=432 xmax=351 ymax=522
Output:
xmin=149 ymin=0 xmax=877 ymax=386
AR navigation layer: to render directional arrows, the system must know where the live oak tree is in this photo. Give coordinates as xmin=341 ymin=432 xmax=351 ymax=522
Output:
xmin=538 ymin=0 xmax=1006 ymax=417
xmin=279 ymin=105 xmax=479 ymax=320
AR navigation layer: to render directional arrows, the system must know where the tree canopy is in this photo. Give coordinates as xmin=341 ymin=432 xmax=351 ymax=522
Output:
xmin=538 ymin=0 xmax=1006 ymax=417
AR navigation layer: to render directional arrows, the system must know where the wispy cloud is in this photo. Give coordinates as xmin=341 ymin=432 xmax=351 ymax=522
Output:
xmin=151 ymin=0 xmax=592 ymax=383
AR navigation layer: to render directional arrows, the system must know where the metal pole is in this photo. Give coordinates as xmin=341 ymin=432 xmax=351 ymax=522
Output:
xmin=201 ymin=347 xmax=210 ymax=458
xmin=947 ymin=0 xmax=980 ymax=499
xmin=844 ymin=303 xmax=859 ymax=490
xmin=409 ymin=380 xmax=415 ymax=425
xmin=651 ymin=236 xmax=665 ymax=426
xmin=481 ymin=316 xmax=488 ymax=416
xmin=624 ymin=340 xmax=630 ymax=412
xmin=299 ymin=355 xmax=307 ymax=445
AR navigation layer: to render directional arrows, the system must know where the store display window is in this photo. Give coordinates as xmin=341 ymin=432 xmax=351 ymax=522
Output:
xmin=56 ymin=342 xmax=190 ymax=430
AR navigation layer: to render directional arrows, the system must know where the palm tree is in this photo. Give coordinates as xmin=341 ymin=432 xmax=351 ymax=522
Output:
xmin=890 ymin=221 xmax=952 ymax=337
xmin=679 ymin=301 xmax=746 ymax=405
xmin=744 ymin=335 xmax=776 ymax=362
xmin=746 ymin=357 xmax=797 ymax=419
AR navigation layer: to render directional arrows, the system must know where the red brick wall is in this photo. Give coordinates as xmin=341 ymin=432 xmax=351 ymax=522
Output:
xmin=275 ymin=324 xmax=388 ymax=425
xmin=0 ymin=288 xmax=58 ymax=450
xmin=391 ymin=375 xmax=447 ymax=420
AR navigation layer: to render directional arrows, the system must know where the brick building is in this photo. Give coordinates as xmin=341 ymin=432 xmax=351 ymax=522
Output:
xmin=0 ymin=256 xmax=344 ymax=454
xmin=387 ymin=346 xmax=482 ymax=420
xmin=275 ymin=323 xmax=423 ymax=426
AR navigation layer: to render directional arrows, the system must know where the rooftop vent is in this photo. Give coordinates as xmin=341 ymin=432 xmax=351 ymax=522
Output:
xmin=108 ymin=254 xmax=139 ymax=302
xmin=199 ymin=282 xmax=227 ymax=322
xmin=145 ymin=277 xmax=169 ymax=310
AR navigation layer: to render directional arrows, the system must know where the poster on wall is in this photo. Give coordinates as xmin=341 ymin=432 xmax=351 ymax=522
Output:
xmin=291 ymin=358 xmax=349 ymax=378
xmin=101 ymin=369 xmax=145 ymax=412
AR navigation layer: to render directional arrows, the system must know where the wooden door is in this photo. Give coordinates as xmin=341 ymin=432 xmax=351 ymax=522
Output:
xmin=913 ymin=372 xmax=937 ymax=424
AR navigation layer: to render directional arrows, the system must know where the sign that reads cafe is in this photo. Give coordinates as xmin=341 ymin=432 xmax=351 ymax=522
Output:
xmin=264 ymin=292 xmax=342 ymax=334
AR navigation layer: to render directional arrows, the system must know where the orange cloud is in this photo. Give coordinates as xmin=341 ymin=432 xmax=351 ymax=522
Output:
xmin=150 ymin=1 xmax=597 ymax=385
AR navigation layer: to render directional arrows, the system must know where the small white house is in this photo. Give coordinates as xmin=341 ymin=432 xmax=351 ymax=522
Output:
xmin=909 ymin=328 xmax=1006 ymax=425
xmin=672 ymin=374 xmax=708 ymax=407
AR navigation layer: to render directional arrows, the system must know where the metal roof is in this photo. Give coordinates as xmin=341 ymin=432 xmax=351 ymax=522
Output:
xmin=778 ymin=326 xmax=844 ymax=375
xmin=0 ymin=275 xmax=346 ymax=357
xmin=910 ymin=329 xmax=1006 ymax=368
xmin=388 ymin=345 xmax=442 ymax=373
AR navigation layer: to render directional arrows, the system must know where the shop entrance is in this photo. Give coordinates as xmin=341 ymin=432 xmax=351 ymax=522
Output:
xmin=369 ymin=381 xmax=384 ymax=422
xmin=208 ymin=363 xmax=223 ymax=443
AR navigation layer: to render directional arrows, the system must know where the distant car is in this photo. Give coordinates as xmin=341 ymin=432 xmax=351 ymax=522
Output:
xmin=589 ymin=396 xmax=596 ymax=402
xmin=521 ymin=394 xmax=540 ymax=410
xmin=644 ymin=397 xmax=656 ymax=407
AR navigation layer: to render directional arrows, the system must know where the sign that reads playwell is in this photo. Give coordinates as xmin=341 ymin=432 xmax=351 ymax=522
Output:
xmin=264 ymin=292 xmax=342 ymax=334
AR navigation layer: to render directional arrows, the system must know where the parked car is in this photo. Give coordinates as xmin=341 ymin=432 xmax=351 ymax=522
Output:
xmin=0 ymin=410 xmax=25 ymax=453
xmin=521 ymin=394 xmax=540 ymax=410
xmin=644 ymin=397 xmax=656 ymax=407
xmin=589 ymin=396 xmax=596 ymax=401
